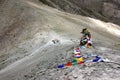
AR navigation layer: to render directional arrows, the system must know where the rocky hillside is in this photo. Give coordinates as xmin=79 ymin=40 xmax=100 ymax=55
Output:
xmin=39 ymin=0 xmax=120 ymax=25
xmin=0 ymin=0 xmax=120 ymax=80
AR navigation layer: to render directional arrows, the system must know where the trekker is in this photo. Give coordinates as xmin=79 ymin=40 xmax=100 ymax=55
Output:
xmin=81 ymin=28 xmax=91 ymax=40
xmin=80 ymin=28 xmax=92 ymax=48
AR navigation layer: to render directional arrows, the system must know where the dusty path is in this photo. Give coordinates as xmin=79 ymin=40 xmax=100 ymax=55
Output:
xmin=0 ymin=35 xmax=76 ymax=80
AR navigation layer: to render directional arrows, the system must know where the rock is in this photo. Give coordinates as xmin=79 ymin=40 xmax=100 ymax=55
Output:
xmin=102 ymin=2 xmax=120 ymax=18
xmin=39 ymin=0 xmax=120 ymax=25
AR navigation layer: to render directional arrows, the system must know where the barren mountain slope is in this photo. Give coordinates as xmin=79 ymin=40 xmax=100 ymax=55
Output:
xmin=39 ymin=0 xmax=120 ymax=25
xmin=0 ymin=0 xmax=120 ymax=80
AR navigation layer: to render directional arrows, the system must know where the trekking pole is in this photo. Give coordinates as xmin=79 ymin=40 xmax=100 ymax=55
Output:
xmin=92 ymin=44 xmax=95 ymax=49
xmin=64 ymin=51 xmax=68 ymax=62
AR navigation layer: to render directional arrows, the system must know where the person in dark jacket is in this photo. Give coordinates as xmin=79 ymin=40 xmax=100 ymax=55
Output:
xmin=81 ymin=28 xmax=91 ymax=40
xmin=80 ymin=28 xmax=92 ymax=48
